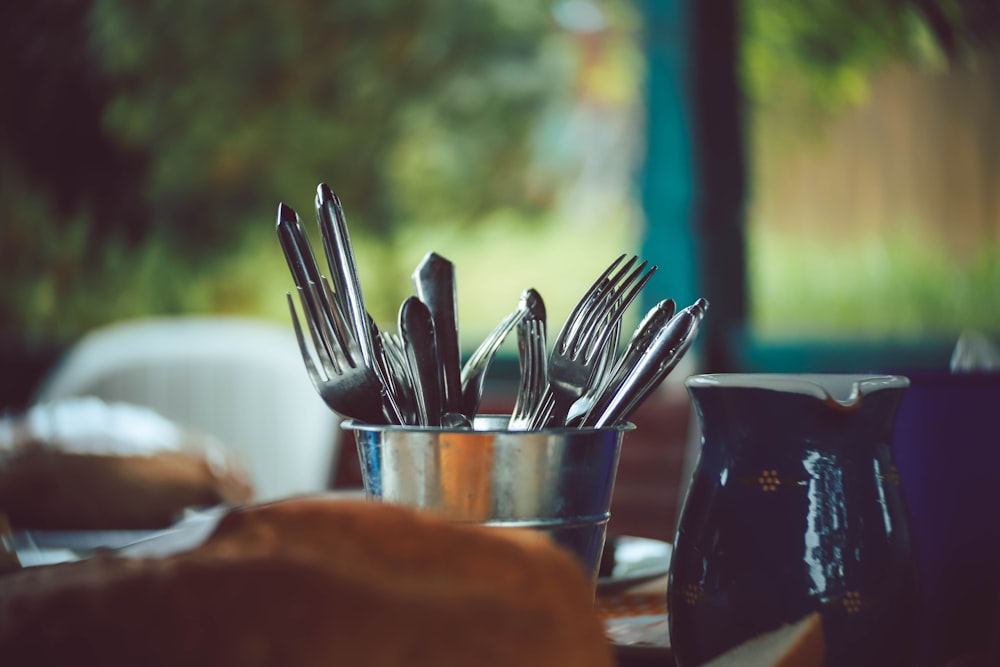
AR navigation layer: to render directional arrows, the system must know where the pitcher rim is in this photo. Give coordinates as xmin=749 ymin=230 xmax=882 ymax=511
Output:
xmin=686 ymin=373 xmax=910 ymax=408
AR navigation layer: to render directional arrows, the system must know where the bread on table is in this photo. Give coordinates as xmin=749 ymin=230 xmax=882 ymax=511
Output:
xmin=0 ymin=397 xmax=252 ymax=529
xmin=703 ymin=612 xmax=825 ymax=667
xmin=0 ymin=497 xmax=615 ymax=667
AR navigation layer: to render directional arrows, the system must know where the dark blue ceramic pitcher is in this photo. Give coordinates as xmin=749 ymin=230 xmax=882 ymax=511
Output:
xmin=668 ymin=374 xmax=918 ymax=667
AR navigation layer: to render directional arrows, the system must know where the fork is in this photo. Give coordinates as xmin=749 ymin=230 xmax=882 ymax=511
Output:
xmin=287 ymin=289 xmax=390 ymax=424
xmin=547 ymin=254 xmax=656 ymax=425
xmin=563 ymin=314 xmax=624 ymax=427
xmin=509 ymin=300 xmax=551 ymax=431
xmin=379 ymin=329 xmax=417 ymax=423
xmin=279 ymin=200 xmax=406 ymax=424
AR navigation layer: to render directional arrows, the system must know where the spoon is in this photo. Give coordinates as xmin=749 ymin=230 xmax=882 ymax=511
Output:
xmin=589 ymin=297 xmax=708 ymax=428
xmin=459 ymin=298 xmax=529 ymax=418
xmin=399 ymin=296 xmax=442 ymax=426
xmin=567 ymin=298 xmax=676 ymax=426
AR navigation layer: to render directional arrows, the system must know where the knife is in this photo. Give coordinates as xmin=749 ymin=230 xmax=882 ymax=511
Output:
xmin=413 ymin=252 xmax=463 ymax=417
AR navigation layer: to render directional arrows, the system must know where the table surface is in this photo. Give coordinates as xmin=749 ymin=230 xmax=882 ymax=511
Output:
xmin=600 ymin=574 xmax=671 ymax=667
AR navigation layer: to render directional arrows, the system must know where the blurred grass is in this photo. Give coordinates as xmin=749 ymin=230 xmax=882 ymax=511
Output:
xmin=13 ymin=183 xmax=997 ymax=349
xmin=749 ymin=225 xmax=1000 ymax=338
xmin=381 ymin=211 xmax=638 ymax=347
xmin=13 ymin=205 xmax=639 ymax=351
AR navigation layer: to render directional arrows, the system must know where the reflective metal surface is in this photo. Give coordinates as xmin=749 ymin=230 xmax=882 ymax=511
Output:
xmin=345 ymin=416 xmax=632 ymax=584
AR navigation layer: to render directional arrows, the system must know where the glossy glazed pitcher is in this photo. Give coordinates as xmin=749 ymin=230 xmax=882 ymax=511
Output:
xmin=668 ymin=374 xmax=918 ymax=667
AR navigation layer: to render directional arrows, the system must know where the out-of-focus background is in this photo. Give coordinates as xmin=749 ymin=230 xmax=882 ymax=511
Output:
xmin=2 ymin=0 xmax=998 ymax=537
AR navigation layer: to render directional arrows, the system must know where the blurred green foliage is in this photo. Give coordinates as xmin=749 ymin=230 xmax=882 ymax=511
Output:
xmin=750 ymin=226 xmax=1000 ymax=337
xmin=743 ymin=0 xmax=999 ymax=131
xmin=742 ymin=0 xmax=1000 ymax=339
xmin=87 ymin=0 xmax=565 ymax=239
xmin=1 ymin=0 xmax=576 ymax=340
xmin=4 ymin=0 xmax=995 ymax=343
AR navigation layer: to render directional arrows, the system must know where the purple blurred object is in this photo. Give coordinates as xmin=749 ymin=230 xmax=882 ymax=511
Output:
xmin=891 ymin=371 xmax=1000 ymax=667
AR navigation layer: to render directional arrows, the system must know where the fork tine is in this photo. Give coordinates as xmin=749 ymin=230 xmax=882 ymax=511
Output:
xmin=561 ymin=256 xmax=638 ymax=359
xmin=296 ymin=287 xmax=343 ymax=378
xmin=287 ymin=292 xmax=329 ymax=389
xmin=548 ymin=254 xmax=657 ymax=426
xmin=605 ymin=262 xmax=656 ymax=331
xmin=510 ymin=330 xmax=531 ymax=427
xmin=511 ymin=319 xmax=533 ymax=421
xmin=278 ymin=204 xmax=346 ymax=367
xmin=533 ymin=319 xmax=549 ymax=400
xmin=597 ymin=316 xmax=622 ymax=379
xmin=320 ymin=275 xmax=358 ymax=365
xmin=383 ymin=332 xmax=408 ymax=379
xmin=511 ymin=317 xmax=549 ymax=429
xmin=577 ymin=315 xmax=623 ymax=425
xmin=529 ymin=322 xmax=544 ymax=398
xmin=303 ymin=278 xmax=354 ymax=371
xmin=569 ymin=284 xmax=614 ymax=359
xmin=583 ymin=254 xmax=634 ymax=308
xmin=386 ymin=331 xmax=417 ymax=412
xmin=556 ymin=254 xmax=628 ymax=352
xmin=531 ymin=391 xmax=556 ymax=430
xmin=579 ymin=260 xmax=656 ymax=360
xmin=526 ymin=321 xmax=542 ymax=410
xmin=581 ymin=260 xmax=644 ymax=346
xmin=371 ymin=330 xmax=407 ymax=425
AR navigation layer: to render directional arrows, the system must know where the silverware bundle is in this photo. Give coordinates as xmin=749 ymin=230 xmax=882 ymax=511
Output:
xmin=276 ymin=185 xmax=708 ymax=430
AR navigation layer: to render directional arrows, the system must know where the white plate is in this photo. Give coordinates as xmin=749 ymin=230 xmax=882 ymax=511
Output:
xmin=596 ymin=535 xmax=672 ymax=595
xmin=7 ymin=490 xmax=373 ymax=568
xmin=8 ymin=506 xmax=228 ymax=566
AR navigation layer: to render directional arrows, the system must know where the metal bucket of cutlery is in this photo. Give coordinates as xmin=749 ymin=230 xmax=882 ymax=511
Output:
xmin=344 ymin=416 xmax=632 ymax=587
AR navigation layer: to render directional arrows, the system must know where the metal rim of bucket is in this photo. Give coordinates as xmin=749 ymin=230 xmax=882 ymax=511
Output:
xmin=342 ymin=415 xmax=636 ymax=435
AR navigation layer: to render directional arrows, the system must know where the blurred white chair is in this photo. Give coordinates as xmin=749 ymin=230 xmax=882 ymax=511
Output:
xmin=34 ymin=316 xmax=342 ymax=501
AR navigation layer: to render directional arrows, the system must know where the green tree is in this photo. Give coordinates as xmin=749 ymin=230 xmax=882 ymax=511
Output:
xmin=743 ymin=0 xmax=1000 ymax=117
xmin=89 ymin=1 xmax=564 ymax=240
xmin=1 ymin=1 xmax=570 ymax=338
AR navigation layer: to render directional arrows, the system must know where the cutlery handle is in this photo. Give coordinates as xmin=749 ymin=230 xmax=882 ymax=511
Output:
xmin=276 ymin=203 xmax=319 ymax=290
xmin=593 ymin=298 xmax=708 ymax=428
xmin=277 ymin=204 xmax=344 ymax=360
xmin=316 ymin=184 xmax=376 ymax=367
xmin=576 ymin=299 xmax=675 ymax=426
xmin=459 ymin=305 xmax=526 ymax=418
xmin=400 ymin=296 xmax=442 ymax=426
xmin=413 ymin=252 xmax=463 ymax=416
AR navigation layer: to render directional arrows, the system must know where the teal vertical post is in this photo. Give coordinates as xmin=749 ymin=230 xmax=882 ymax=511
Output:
xmin=640 ymin=0 xmax=747 ymax=371
xmin=638 ymin=0 xmax=697 ymax=314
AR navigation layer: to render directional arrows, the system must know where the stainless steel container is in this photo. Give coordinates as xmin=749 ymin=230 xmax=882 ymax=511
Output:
xmin=344 ymin=416 xmax=631 ymax=585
